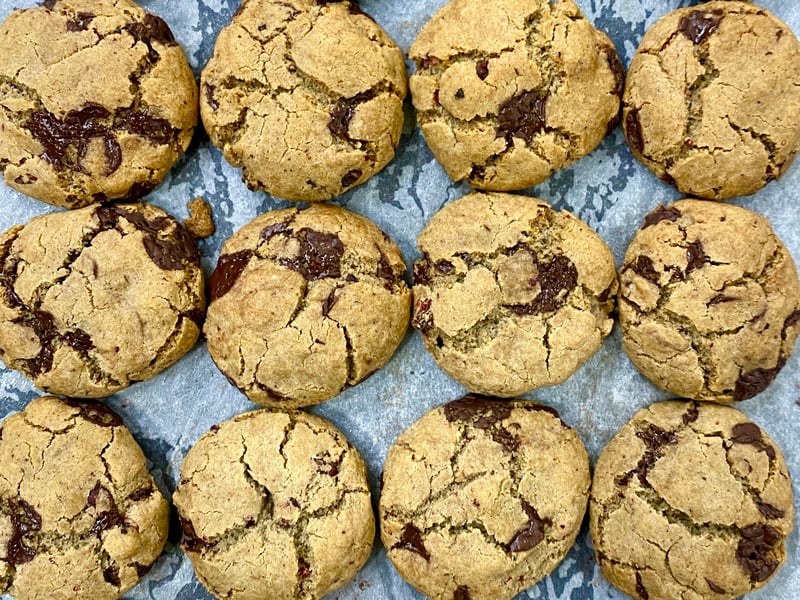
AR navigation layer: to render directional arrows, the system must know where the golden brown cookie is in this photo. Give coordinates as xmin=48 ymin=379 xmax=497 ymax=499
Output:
xmin=200 ymin=0 xmax=407 ymax=202
xmin=409 ymin=0 xmax=622 ymax=190
xmin=173 ymin=409 xmax=374 ymax=600
xmin=623 ymin=1 xmax=800 ymax=199
xmin=619 ymin=200 xmax=800 ymax=403
xmin=0 ymin=396 xmax=169 ymax=600
xmin=204 ymin=204 xmax=410 ymax=408
xmin=411 ymin=191 xmax=617 ymax=397
xmin=0 ymin=0 xmax=198 ymax=208
xmin=0 ymin=203 xmax=205 ymax=398
xmin=590 ymin=400 xmax=794 ymax=600
xmin=380 ymin=395 xmax=590 ymax=600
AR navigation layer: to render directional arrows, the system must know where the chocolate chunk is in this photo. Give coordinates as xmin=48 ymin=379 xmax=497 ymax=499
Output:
xmin=476 ymin=60 xmax=489 ymax=80
xmin=603 ymin=46 xmax=624 ymax=134
xmin=685 ymin=240 xmax=709 ymax=273
xmin=103 ymin=136 xmax=122 ymax=175
xmin=282 ymin=229 xmax=344 ymax=280
xmin=454 ymin=586 xmax=471 ymax=600
xmin=62 ymin=329 xmax=94 ymax=353
xmin=65 ymin=400 xmax=124 ymax=427
xmin=13 ymin=174 xmax=37 ymax=184
xmin=497 ymin=90 xmax=547 ymax=144
xmin=261 ymin=221 xmax=290 ymax=241
xmin=508 ymin=501 xmax=551 ymax=552
xmin=435 ymin=260 xmax=454 ymax=275
xmin=469 ymin=165 xmax=486 ymax=182
xmin=597 ymin=284 xmax=614 ymax=303
xmin=782 ymin=310 xmax=800 ymax=340
xmin=66 ymin=12 xmax=95 ymax=32
xmin=679 ymin=9 xmax=724 ymax=45
xmin=134 ymin=562 xmax=152 ymax=578
xmin=454 ymin=88 xmax=465 ymax=99
xmin=737 ymin=524 xmax=781 ymax=582
xmin=757 ymin=502 xmax=786 ymax=520
xmin=642 ymin=205 xmax=681 ymax=228
xmin=125 ymin=13 xmax=176 ymax=61
xmin=705 ymin=579 xmax=725 ymax=594
xmin=142 ymin=225 xmax=200 ymax=270
xmin=412 ymin=298 xmax=434 ymax=333
xmin=636 ymin=424 xmax=676 ymax=451
xmin=128 ymin=484 xmax=155 ymax=502
xmin=204 ymin=83 xmax=219 ymax=110
xmin=179 ymin=516 xmax=207 ymax=552
xmin=731 ymin=422 xmax=763 ymax=445
xmin=394 ymin=523 xmax=430 ymax=561
xmin=103 ymin=565 xmax=121 ymax=587
xmin=14 ymin=310 xmax=57 ymax=377
xmin=681 ymin=403 xmax=699 ymax=425
xmin=329 ymin=102 xmax=355 ymax=139
xmin=412 ymin=257 xmax=432 ymax=286
xmin=443 ymin=394 xmax=510 ymax=424
xmin=635 ymin=572 xmax=649 ymax=599
xmin=210 ymin=250 xmax=253 ymax=301
xmin=88 ymin=483 xmax=128 ymax=535
xmin=628 ymin=255 xmax=659 ymax=284
xmin=733 ymin=364 xmax=784 ymax=402
xmin=116 ymin=109 xmax=175 ymax=146
xmin=618 ymin=424 xmax=678 ymax=487
xmin=6 ymin=499 xmax=42 ymax=566
xmin=322 ymin=288 xmax=338 ymax=317
xmin=376 ymin=253 xmax=397 ymax=287
xmin=507 ymin=254 xmax=579 ymax=315
xmin=625 ymin=109 xmax=645 ymax=155
xmin=341 ymin=169 xmax=362 ymax=188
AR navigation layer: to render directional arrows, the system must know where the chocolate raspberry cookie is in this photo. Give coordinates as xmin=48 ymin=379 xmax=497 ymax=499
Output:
xmin=0 ymin=0 xmax=198 ymax=208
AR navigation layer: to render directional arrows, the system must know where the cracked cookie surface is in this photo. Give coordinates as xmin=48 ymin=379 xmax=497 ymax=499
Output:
xmin=622 ymin=1 xmax=800 ymax=199
xmin=0 ymin=395 xmax=169 ymax=600
xmin=0 ymin=202 xmax=205 ymax=398
xmin=204 ymin=203 xmax=410 ymax=408
xmin=412 ymin=191 xmax=617 ymax=397
xmin=619 ymin=200 xmax=800 ymax=403
xmin=409 ymin=0 xmax=622 ymax=191
xmin=379 ymin=395 xmax=590 ymax=600
xmin=199 ymin=0 xmax=407 ymax=202
xmin=0 ymin=0 xmax=198 ymax=208
xmin=590 ymin=400 xmax=794 ymax=600
xmin=173 ymin=409 xmax=374 ymax=600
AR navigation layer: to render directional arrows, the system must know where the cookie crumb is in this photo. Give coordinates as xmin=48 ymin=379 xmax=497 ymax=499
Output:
xmin=184 ymin=197 xmax=215 ymax=239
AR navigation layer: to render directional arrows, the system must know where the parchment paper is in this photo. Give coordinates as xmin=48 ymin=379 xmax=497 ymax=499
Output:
xmin=1 ymin=1 xmax=798 ymax=599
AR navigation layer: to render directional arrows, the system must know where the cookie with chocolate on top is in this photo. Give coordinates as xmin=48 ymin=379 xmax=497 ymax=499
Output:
xmin=590 ymin=400 xmax=794 ymax=600
xmin=0 ymin=0 xmax=198 ymax=208
xmin=380 ymin=395 xmax=590 ymax=600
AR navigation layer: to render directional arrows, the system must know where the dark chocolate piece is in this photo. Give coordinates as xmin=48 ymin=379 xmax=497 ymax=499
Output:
xmin=394 ymin=523 xmax=430 ymax=561
xmin=6 ymin=499 xmax=42 ymax=566
xmin=66 ymin=11 xmax=95 ymax=32
xmin=635 ymin=572 xmax=649 ymax=599
xmin=204 ymin=83 xmax=219 ymax=110
xmin=685 ymin=240 xmax=709 ymax=273
xmin=115 ymin=109 xmax=175 ymax=146
xmin=628 ymin=255 xmax=659 ymax=284
xmin=88 ymin=482 xmax=128 ymax=535
xmin=210 ymin=250 xmax=253 ymax=301
xmin=65 ymin=400 xmax=124 ymax=428
xmin=757 ymin=502 xmax=786 ymax=520
xmin=733 ymin=364 xmax=785 ymax=402
xmin=341 ymin=169 xmax=362 ymax=188
xmin=281 ymin=229 xmax=344 ymax=281
xmin=642 ymin=205 xmax=681 ymax=229
xmin=103 ymin=564 xmax=121 ymax=586
xmin=625 ymin=109 xmax=645 ymax=155
xmin=261 ymin=221 xmax=290 ymax=241
xmin=737 ymin=523 xmax=781 ymax=582
xmin=476 ymin=59 xmax=489 ymax=80
xmin=508 ymin=501 xmax=551 ymax=552
xmin=679 ymin=9 xmax=724 ymax=45
xmin=507 ymin=254 xmax=578 ymax=315
xmin=497 ymin=91 xmax=547 ymax=144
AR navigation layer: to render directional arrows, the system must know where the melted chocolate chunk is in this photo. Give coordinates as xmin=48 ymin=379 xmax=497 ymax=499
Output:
xmin=142 ymin=225 xmax=199 ymax=270
xmin=733 ymin=363 xmax=785 ymax=402
xmin=597 ymin=284 xmax=614 ymax=303
xmin=679 ymin=9 xmax=724 ymax=45
xmin=261 ymin=221 xmax=290 ymax=241
xmin=628 ymin=255 xmax=659 ymax=284
xmin=443 ymin=394 xmax=510 ymax=424
xmin=134 ymin=562 xmax=152 ymax=577
xmin=14 ymin=310 xmax=58 ymax=377
xmin=737 ymin=524 xmax=781 ymax=582
xmin=705 ymin=579 xmax=725 ymax=594
xmin=376 ymin=253 xmax=397 ymax=288
xmin=66 ymin=12 xmax=95 ymax=32
xmin=87 ymin=483 xmax=128 ymax=535
xmin=65 ymin=399 xmax=124 ymax=427
xmin=329 ymin=103 xmax=355 ymax=139
xmin=508 ymin=501 xmax=551 ymax=552
xmin=6 ymin=499 xmax=42 ymax=566
xmin=637 ymin=424 xmax=676 ymax=450
xmin=117 ymin=180 xmax=156 ymax=202
xmin=394 ymin=523 xmax=430 ymax=560
xmin=476 ymin=59 xmax=489 ymax=80
xmin=454 ymin=586 xmax=471 ymax=600
xmin=436 ymin=260 xmax=454 ymax=275
xmin=497 ymin=91 xmax=547 ymax=144
xmin=281 ymin=229 xmax=344 ymax=280
xmin=507 ymin=254 xmax=578 ymax=315
xmin=625 ymin=109 xmax=645 ymax=155
xmin=62 ymin=329 xmax=94 ymax=352
xmin=642 ymin=205 xmax=681 ymax=228
xmin=341 ymin=169 xmax=362 ymax=188
xmin=685 ymin=240 xmax=709 ymax=273
xmin=757 ymin=502 xmax=786 ymax=520
xmin=412 ymin=298 xmax=434 ymax=333
xmin=782 ymin=310 xmax=800 ymax=340
xmin=681 ymin=403 xmax=699 ymax=425
xmin=125 ymin=13 xmax=176 ymax=61
xmin=204 ymin=83 xmax=219 ymax=110
xmin=103 ymin=565 xmax=121 ymax=587
xmin=617 ymin=424 xmax=678 ymax=487
xmin=116 ymin=109 xmax=175 ymax=146
xmin=210 ymin=250 xmax=253 ymax=301
xmin=179 ymin=516 xmax=207 ymax=552
xmin=604 ymin=47 xmax=625 ymax=134
xmin=635 ymin=572 xmax=649 ymax=599
xmin=730 ymin=422 xmax=776 ymax=460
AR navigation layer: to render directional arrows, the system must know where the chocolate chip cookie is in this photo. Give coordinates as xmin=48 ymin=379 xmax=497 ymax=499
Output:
xmin=380 ymin=395 xmax=590 ymax=600
xmin=173 ymin=408 xmax=374 ymax=600
xmin=200 ymin=0 xmax=407 ymax=202
xmin=0 ymin=203 xmax=205 ymax=398
xmin=619 ymin=200 xmax=800 ymax=403
xmin=0 ymin=396 xmax=169 ymax=600
xmin=409 ymin=0 xmax=622 ymax=190
xmin=0 ymin=0 xmax=198 ymax=208
xmin=204 ymin=204 xmax=410 ymax=408
xmin=623 ymin=1 xmax=800 ymax=199
xmin=412 ymin=191 xmax=617 ymax=397
xmin=590 ymin=400 xmax=794 ymax=600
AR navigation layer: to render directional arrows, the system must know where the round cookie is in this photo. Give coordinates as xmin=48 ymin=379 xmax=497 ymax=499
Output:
xmin=204 ymin=203 xmax=410 ymax=408
xmin=590 ymin=400 xmax=794 ymax=600
xmin=173 ymin=409 xmax=374 ymax=600
xmin=409 ymin=0 xmax=623 ymax=191
xmin=380 ymin=395 xmax=590 ymax=600
xmin=411 ymin=191 xmax=617 ymax=397
xmin=200 ymin=0 xmax=407 ymax=202
xmin=619 ymin=200 xmax=800 ymax=403
xmin=0 ymin=203 xmax=205 ymax=398
xmin=0 ymin=0 xmax=198 ymax=208
xmin=622 ymin=1 xmax=800 ymax=199
xmin=0 ymin=396 xmax=169 ymax=600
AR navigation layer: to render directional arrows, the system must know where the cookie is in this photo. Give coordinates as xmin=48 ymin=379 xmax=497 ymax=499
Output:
xmin=411 ymin=191 xmax=617 ymax=397
xmin=204 ymin=203 xmax=410 ymax=408
xmin=173 ymin=409 xmax=374 ymax=600
xmin=380 ymin=395 xmax=590 ymax=600
xmin=622 ymin=1 xmax=800 ymax=199
xmin=619 ymin=200 xmax=800 ymax=403
xmin=0 ymin=0 xmax=198 ymax=209
xmin=0 ymin=203 xmax=205 ymax=398
xmin=409 ymin=0 xmax=622 ymax=191
xmin=200 ymin=0 xmax=407 ymax=202
xmin=0 ymin=396 xmax=169 ymax=600
xmin=590 ymin=400 xmax=794 ymax=600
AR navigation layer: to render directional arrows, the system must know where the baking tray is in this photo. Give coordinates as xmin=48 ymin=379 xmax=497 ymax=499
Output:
xmin=0 ymin=1 xmax=798 ymax=598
